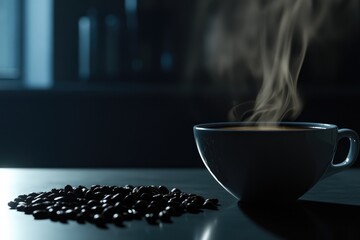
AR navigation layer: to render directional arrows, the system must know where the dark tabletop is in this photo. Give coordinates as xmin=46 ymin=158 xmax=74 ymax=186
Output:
xmin=1 ymin=168 xmax=360 ymax=240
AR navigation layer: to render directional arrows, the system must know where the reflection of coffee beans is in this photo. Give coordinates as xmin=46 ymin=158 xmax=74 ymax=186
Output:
xmin=8 ymin=185 xmax=219 ymax=226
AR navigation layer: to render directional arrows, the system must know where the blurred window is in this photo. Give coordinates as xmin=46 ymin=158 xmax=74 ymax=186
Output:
xmin=0 ymin=0 xmax=20 ymax=80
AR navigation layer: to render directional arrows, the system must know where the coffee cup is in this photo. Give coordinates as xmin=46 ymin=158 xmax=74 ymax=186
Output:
xmin=193 ymin=122 xmax=359 ymax=202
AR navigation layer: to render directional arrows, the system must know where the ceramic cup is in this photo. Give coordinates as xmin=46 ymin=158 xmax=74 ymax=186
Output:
xmin=193 ymin=122 xmax=359 ymax=202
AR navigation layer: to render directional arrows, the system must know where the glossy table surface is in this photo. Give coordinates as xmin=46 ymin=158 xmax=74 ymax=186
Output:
xmin=1 ymin=168 xmax=360 ymax=240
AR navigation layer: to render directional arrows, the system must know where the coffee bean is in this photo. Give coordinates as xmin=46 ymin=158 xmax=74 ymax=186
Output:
xmin=93 ymin=192 xmax=104 ymax=201
xmin=102 ymin=207 xmax=116 ymax=219
xmin=9 ymin=184 xmax=219 ymax=226
xmin=112 ymin=213 xmax=123 ymax=225
xmin=140 ymin=193 xmax=152 ymax=202
xmin=122 ymin=194 xmax=135 ymax=206
xmin=76 ymin=213 xmax=86 ymax=223
xmin=54 ymin=196 xmax=68 ymax=202
xmin=93 ymin=214 xmax=106 ymax=226
xmin=16 ymin=204 xmax=27 ymax=212
xmin=90 ymin=206 xmax=102 ymax=214
xmin=31 ymin=198 xmax=44 ymax=205
xmin=124 ymin=185 xmax=134 ymax=190
xmin=114 ymin=202 xmax=127 ymax=213
xmin=87 ymin=200 xmax=99 ymax=207
xmin=8 ymin=201 xmax=18 ymax=209
xmin=133 ymin=200 xmax=148 ymax=212
xmin=34 ymin=192 xmax=47 ymax=199
xmin=65 ymin=209 xmax=77 ymax=220
xmin=165 ymin=206 xmax=177 ymax=216
xmin=186 ymin=203 xmax=199 ymax=213
xmin=64 ymin=185 xmax=73 ymax=192
xmin=25 ymin=196 xmax=34 ymax=204
xmin=158 ymin=210 xmax=171 ymax=223
xmin=110 ymin=193 xmax=123 ymax=202
xmin=170 ymin=188 xmax=181 ymax=194
xmin=206 ymin=198 xmax=219 ymax=205
xmin=128 ymin=209 xmax=142 ymax=219
xmin=145 ymin=213 xmax=158 ymax=224
xmin=66 ymin=192 xmax=77 ymax=202
xmin=146 ymin=204 xmax=159 ymax=214
xmin=33 ymin=210 xmax=48 ymax=219
xmin=158 ymin=186 xmax=169 ymax=194
xmin=203 ymin=200 xmax=218 ymax=210
xmin=121 ymin=212 xmax=132 ymax=221
xmin=55 ymin=210 xmax=66 ymax=221
xmin=151 ymin=194 xmax=162 ymax=202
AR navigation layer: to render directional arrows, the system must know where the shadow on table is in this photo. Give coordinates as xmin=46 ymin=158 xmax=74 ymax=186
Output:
xmin=239 ymin=200 xmax=360 ymax=240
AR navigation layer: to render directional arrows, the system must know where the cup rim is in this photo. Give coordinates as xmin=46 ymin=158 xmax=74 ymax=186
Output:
xmin=194 ymin=122 xmax=337 ymax=131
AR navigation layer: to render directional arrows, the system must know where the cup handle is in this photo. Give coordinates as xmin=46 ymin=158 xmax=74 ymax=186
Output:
xmin=323 ymin=128 xmax=359 ymax=178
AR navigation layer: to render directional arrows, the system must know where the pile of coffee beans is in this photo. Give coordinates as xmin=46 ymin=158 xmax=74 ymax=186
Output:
xmin=8 ymin=185 xmax=219 ymax=227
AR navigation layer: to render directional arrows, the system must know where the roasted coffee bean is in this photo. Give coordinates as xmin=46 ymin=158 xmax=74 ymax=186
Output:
xmin=33 ymin=210 xmax=48 ymax=219
xmin=145 ymin=213 xmax=157 ymax=224
xmin=55 ymin=210 xmax=66 ymax=221
xmin=93 ymin=214 xmax=106 ymax=226
xmin=93 ymin=192 xmax=104 ymax=201
xmin=65 ymin=209 xmax=77 ymax=220
xmin=124 ymin=185 xmax=134 ymax=190
xmin=9 ymin=184 xmax=219 ymax=226
xmin=66 ymin=192 xmax=77 ymax=202
xmin=17 ymin=194 xmax=27 ymax=200
xmin=102 ymin=207 xmax=116 ymax=219
xmin=47 ymin=208 xmax=57 ymax=219
xmin=34 ymin=192 xmax=48 ymax=199
xmin=85 ymin=190 xmax=94 ymax=199
xmin=114 ymin=202 xmax=127 ymax=213
xmin=31 ymin=198 xmax=44 ymax=205
xmin=157 ymin=198 xmax=168 ymax=208
xmin=113 ymin=213 xmax=123 ymax=225
xmin=103 ymin=194 xmax=113 ymax=201
xmin=90 ymin=206 xmax=102 ymax=214
xmin=206 ymin=198 xmax=219 ymax=205
xmin=25 ymin=196 xmax=34 ymax=204
xmin=122 ymin=194 xmax=135 ymax=206
xmin=152 ymin=194 xmax=162 ymax=202
xmin=29 ymin=203 xmax=48 ymax=211
xmin=64 ymin=185 xmax=73 ymax=192
xmin=158 ymin=186 xmax=169 ymax=194
xmin=140 ymin=193 xmax=152 ymax=202
xmin=54 ymin=196 xmax=68 ymax=202
xmin=170 ymin=188 xmax=181 ymax=194
xmin=101 ymin=203 xmax=110 ymax=209
xmin=146 ymin=204 xmax=159 ymax=214
xmin=74 ymin=187 xmax=84 ymax=197
xmin=100 ymin=186 xmax=111 ymax=194
xmin=165 ymin=206 xmax=177 ymax=216
xmin=111 ymin=193 xmax=123 ymax=202
xmin=16 ymin=204 xmax=27 ymax=212
xmin=203 ymin=200 xmax=218 ymax=210
xmin=186 ymin=203 xmax=199 ymax=213
xmin=77 ymin=198 xmax=87 ymax=205
xmin=8 ymin=201 xmax=17 ymax=209
xmin=87 ymin=200 xmax=99 ymax=207
xmin=133 ymin=200 xmax=148 ymax=212
xmin=158 ymin=210 xmax=171 ymax=223
xmin=76 ymin=213 xmax=86 ymax=223
xmin=90 ymin=185 xmax=100 ymax=191
xmin=121 ymin=212 xmax=132 ymax=221
xmin=128 ymin=209 xmax=142 ymax=219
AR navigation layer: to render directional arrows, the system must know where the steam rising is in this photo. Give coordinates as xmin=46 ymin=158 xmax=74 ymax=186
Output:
xmin=198 ymin=0 xmax=342 ymax=123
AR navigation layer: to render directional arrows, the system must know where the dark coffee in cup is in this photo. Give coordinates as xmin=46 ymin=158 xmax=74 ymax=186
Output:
xmin=219 ymin=126 xmax=312 ymax=131
xmin=194 ymin=122 xmax=359 ymax=202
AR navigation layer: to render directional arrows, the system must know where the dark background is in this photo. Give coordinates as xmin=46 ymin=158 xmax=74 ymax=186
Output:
xmin=0 ymin=0 xmax=359 ymax=168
